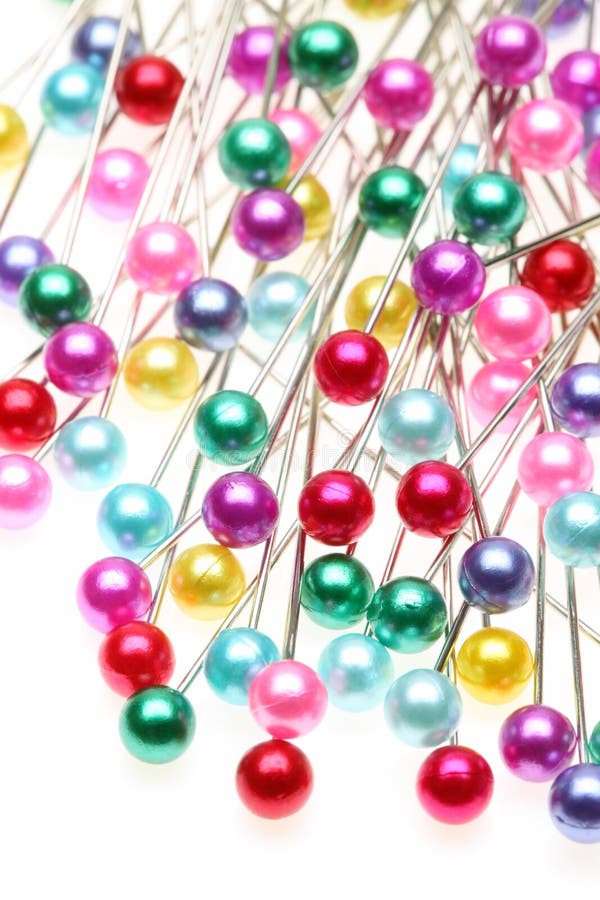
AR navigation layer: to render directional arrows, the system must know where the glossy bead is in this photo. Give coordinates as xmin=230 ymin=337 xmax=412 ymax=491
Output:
xmin=0 ymin=379 xmax=56 ymax=451
xmin=367 ymin=576 xmax=446 ymax=653
xmin=97 ymin=483 xmax=173 ymax=560
xmin=417 ymin=746 xmax=494 ymax=824
xmin=520 ymin=240 xmax=594 ymax=312
xmin=71 ymin=15 xmax=141 ymax=71
xmin=518 ymin=432 xmax=594 ymax=507
xmin=549 ymin=765 xmax=600 ymax=843
xmin=219 ymin=118 xmax=291 ymax=188
xmin=589 ymin=721 xmax=600 ymax=764
xmin=343 ymin=0 xmax=410 ymax=17
xmin=119 ymin=686 xmax=195 ymax=764
xmin=269 ymin=109 xmax=320 ymax=174
xmin=247 ymin=271 xmax=312 ymax=342
xmin=499 ymin=704 xmax=577 ymax=781
xmin=115 ymin=55 xmax=184 ymax=124
xmin=202 ymin=472 xmax=279 ymax=548
xmin=87 ymin=149 xmax=150 ymax=221
xmin=544 ymin=491 xmax=600 ymax=567
xmin=458 ymin=537 xmax=535 ymax=613
xmin=19 ymin=263 xmax=92 ymax=336
xmin=300 ymin=553 xmax=374 ymax=629
xmin=76 ymin=556 xmax=152 ymax=632
xmin=551 ymin=363 xmax=600 ymax=437
xmin=378 ymin=389 xmax=455 ymax=466
xmin=396 ymin=461 xmax=472 ymax=539
xmin=193 ymin=390 xmax=268 ymax=466
xmin=583 ymin=105 xmax=600 ymax=148
xmin=411 ymin=240 xmax=485 ymax=315
xmin=585 ymin=139 xmax=600 ymax=198
xmin=344 ymin=276 xmax=416 ymax=349
xmin=175 ymin=277 xmax=247 ymax=351
xmin=507 ymin=99 xmax=583 ymax=173
xmin=232 ymin=188 xmax=305 ymax=261
xmin=168 ymin=543 xmax=245 ymax=620
xmin=125 ymin=222 xmax=198 ymax=294
xmin=550 ymin=51 xmax=600 ymax=114
xmin=317 ymin=633 xmax=394 ymax=712
xmin=204 ymin=628 xmax=280 ymax=705
xmin=298 ymin=469 xmax=375 ymax=546
xmin=249 ymin=660 xmax=328 ymax=738
xmin=123 ymin=337 xmax=199 ymax=411
xmin=453 ymin=171 xmax=527 ymax=245
xmin=44 ymin=322 xmax=117 ymax=397
xmin=0 ymin=454 xmax=51 ymax=529
xmin=289 ymin=20 xmax=358 ymax=90
xmin=384 ymin=669 xmax=462 ymax=747
xmin=228 ymin=26 xmax=291 ymax=95
xmin=359 ymin=166 xmax=426 ymax=238
xmin=314 ymin=330 xmax=389 ymax=405
xmin=54 ymin=416 xmax=127 ymax=490
xmin=363 ymin=59 xmax=433 ymax=131
xmin=291 ymin=175 xmax=332 ymax=241
xmin=474 ymin=286 xmax=551 ymax=361
xmin=0 ymin=105 xmax=28 ymax=171
xmin=456 ymin=628 xmax=533 ymax=704
xmin=441 ymin=142 xmax=478 ymax=208
xmin=236 ymin=739 xmax=313 ymax=819
xmin=41 ymin=63 xmax=103 ymax=135
xmin=474 ymin=16 xmax=546 ymax=87
xmin=0 ymin=236 xmax=53 ymax=305
xmin=467 ymin=361 xmax=537 ymax=434
xmin=98 ymin=622 xmax=175 ymax=696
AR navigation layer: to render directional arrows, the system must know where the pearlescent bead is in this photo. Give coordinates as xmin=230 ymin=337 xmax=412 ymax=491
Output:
xmin=232 ymin=189 xmax=305 ymax=261
xmin=123 ymin=337 xmax=200 ymax=411
xmin=41 ymin=63 xmax=104 ymax=135
xmin=71 ymin=15 xmax=141 ymax=71
xmin=54 ymin=416 xmax=127 ymax=490
xmin=517 ymin=432 xmax=594 ymax=507
xmin=589 ymin=721 xmax=600 ymax=764
xmin=507 ymin=98 xmax=583 ymax=173
xmin=193 ymin=390 xmax=268 ymax=465
xmin=317 ymin=633 xmax=394 ymax=712
xmin=441 ymin=143 xmax=478 ymax=208
xmin=247 ymin=271 xmax=312 ymax=342
xmin=551 ymin=363 xmax=600 ymax=437
xmin=175 ymin=277 xmax=247 ymax=352
xmin=168 ymin=543 xmax=245 ymax=621
xmin=367 ymin=576 xmax=447 ymax=653
xmin=468 ymin=360 xmax=537 ymax=433
xmin=551 ymin=50 xmax=600 ymax=114
xmin=453 ymin=171 xmax=527 ymax=245
xmin=249 ymin=660 xmax=328 ymax=738
xmin=544 ymin=491 xmax=600 ymax=568
xmin=44 ymin=322 xmax=118 ymax=397
xmin=202 ymin=472 xmax=279 ymax=548
xmin=456 ymin=628 xmax=533 ymax=704
xmin=0 ymin=454 xmax=51 ymax=529
xmin=411 ymin=240 xmax=486 ymax=315
xmin=384 ymin=669 xmax=462 ymax=747
xmin=474 ymin=286 xmax=551 ymax=360
xmin=363 ymin=58 xmax=434 ymax=131
xmin=474 ymin=16 xmax=546 ymax=87
xmin=269 ymin=109 xmax=321 ymax=174
xmin=219 ymin=117 xmax=291 ymax=188
xmin=300 ymin=553 xmax=374 ymax=629
xmin=417 ymin=745 xmax=494 ymax=825
xmin=119 ymin=686 xmax=196 ymax=764
xmin=0 ymin=236 xmax=53 ymax=305
xmin=359 ymin=166 xmax=426 ymax=238
xmin=77 ymin=556 xmax=152 ymax=632
xmin=585 ymin=139 xmax=600 ymax=198
xmin=228 ymin=26 xmax=291 ymax=95
xmin=236 ymin=739 xmax=313 ymax=819
xmin=289 ymin=20 xmax=358 ymax=90
xmin=344 ymin=276 xmax=416 ymax=349
xmin=97 ymin=482 xmax=173 ymax=560
xmin=87 ymin=149 xmax=150 ymax=221
xmin=291 ymin=175 xmax=332 ymax=241
xmin=378 ymin=389 xmax=456 ymax=466
xmin=499 ymin=704 xmax=577 ymax=782
xmin=458 ymin=537 xmax=535 ymax=613
xmin=125 ymin=222 xmax=198 ymax=294
xmin=549 ymin=765 xmax=600 ymax=843
xmin=0 ymin=105 xmax=28 ymax=171
xmin=204 ymin=627 xmax=280 ymax=705
xmin=19 ymin=263 xmax=92 ymax=336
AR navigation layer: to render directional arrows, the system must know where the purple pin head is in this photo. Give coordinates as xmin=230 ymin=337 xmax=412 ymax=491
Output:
xmin=411 ymin=240 xmax=486 ymax=315
xmin=475 ymin=16 xmax=546 ymax=88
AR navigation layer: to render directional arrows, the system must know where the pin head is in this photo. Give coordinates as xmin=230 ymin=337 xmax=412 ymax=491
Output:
xmin=314 ymin=330 xmax=389 ymax=406
xmin=87 ymin=149 xmax=150 ymax=221
xmin=125 ymin=222 xmax=198 ymax=294
xmin=98 ymin=621 xmax=175 ymax=697
xmin=363 ymin=58 xmax=434 ymax=131
xmin=499 ymin=704 xmax=577 ymax=782
xmin=396 ymin=461 xmax=473 ymax=539
xmin=411 ymin=239 xmax=485 ymax=314
xmin=384 ymin=669 xmax=462 ymax=747
xmin=298 ymin=469 xmax=375 ymax=546
xmin=517 ymin=432 xmax=594 ymax=507
xmin=589 ymin=721 xmax=600 ymax=764
xmin=507 ymin=98 xmax=583 ymax=173
xmin=520 ymin=239 xmax=595 ymax=312
xmin=76 ymin=556 xmax=152 ymax=632
xmin=246 ymin=271 xmax=312 ymax=342
xmin=71 ymin=15 xmax=141 ymax=72
xmin=378 ymin=389 xmax=456 ymax=467
xmin=123 ymin=337 xmax=200 ymax=410
xmin=441 ymin=143 xmax=478 ymax=208
xmin=300 ymin=553 xmax=374 ymax=629
xmin=19 ymin=263 xmax=92 ymax=336
xmin=249 ymin=660 xmax=328 ymax=738
xmin=236 ymin=739 xmax=313 ymax=819
xmin=343 ymin=0 xmax=410 ymax=19
xmin=202 ymin=472 xmax=279 ymax=548
xmin=40 ymin=63 xmax=104 ymax=135
xmin=219 ymin=117 xmax=291 ymax=189
xmin=0 ymin=105 xmax=28 ymax=171
xmin=232 ymin=188 xmax=305 ymax=261
xmin=97 ymin=482 xmax=173 ymax=560
xmin=474 ymin=16 xmax=546 ymax=88
xmin=467 ymin=360 xmax=538 ymax=434
xmin=119 ymin=685 xmax=196 ymax=764
xmin=194 ymin=390 xmax=268 ymax=465
xmin=175 ymin=277 xmax=247 ymax=352
xmin=269 ymin=109 xmax=321 ymax=175
xmin=168 ymin=542 xmax=246 ymax=620
xmin=550 ymin=50 xmax=600 ymax=114
xmin=544 ymin=490 xmax=600 ymax=567
xmin=453 ymin=172 xmax=527 ymax=245
xmin=474 ymin=285 xmax=551 ymax=361
xmin=551 ymin=363 xmax=600 ymax=437
xmin=458 ymin=537 xmax=535 ymax=613
xmin=0 ymin=378 xmax=56 ymax=451
xmin=456 ymin=627 xmax=534 ymax=704
xmin=549 ymin=764 xmax=600 ymax=843
xmin=115 ymin=55 xmax=184 ymax=125
xmin=0 ymin=235 xmax=53 ymax=305
xmin=54 ymin=416 xmax=127 ymax=491
xmin=416 ymin=745 xmax=494 ymax=824
xmin=288 ymin=20 xmax=359 ymax=91
xmin=359 ymin=166 xmax=426 ymax=238
xmin=344 ymin=276 xmax=416 ymax=349
xmin=367 ymin=576 xmax=447 ymax=653
xmin=205 ymin=628 xmax=280 ymax=705
xmin=0 ymin=453 xmax=51 ymax=529
xmin=44 ymin=322 xmax=118 ymax=397
xmin=290 ymin=175 xmax=332 ymax=242
xmin=317 ymin=633 xmax=394 ymax=712
xmin=228 ymin=25 xmax=292 ymax=95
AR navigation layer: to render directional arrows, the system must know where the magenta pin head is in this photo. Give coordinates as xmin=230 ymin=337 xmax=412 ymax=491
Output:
xmin=475 ymin=16 xmax=546 ymax=88
xmin=76 ymin=556 xmax=153 ymax=632
xmin=228 ymin=26 xmax=291 ymax=95
xmin=551 ymin=50 xmax=600 ymax=114
xmin=87 ymin=148 xmax=150 ymax=221
xmin=363 ymin=58 xmax=434 ymax=131
xmin=474 ymin=285 xmax=552 ymax=361
xmin=249 ymin=660 xmax=328 ymax=738
xmin=44 ymin=322 xmax=118 ymax=397
xmin=411 ymin=240 xmax=485 ymax=315
xmin=232 ymin=189 xmax=305 ymax=261
xmin=125 ymin=222 xmax=198 ymax=294
xmin=468 ymin=360 xmax=538 ymax=434
xmin=507 ymin=98 xmax=583 ymax=173
xmin=518 ymin=432 xmax=594 ymax=508
xmin=269 ymin=109 xmax=321 ymax=174
xmin=499 ymin=704 xmax=576 ymax=782
xmin=202 ymin=471 xmax=279 ymax=548
xmin=0 ymin=454 xmax=51 ymax=529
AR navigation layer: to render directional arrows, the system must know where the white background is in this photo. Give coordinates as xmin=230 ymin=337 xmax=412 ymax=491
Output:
xmin=1 ymin=1 xmax=600 ymax=898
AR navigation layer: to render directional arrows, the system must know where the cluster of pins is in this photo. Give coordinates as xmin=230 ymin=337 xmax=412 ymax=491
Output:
xmin=4 ymin=0 xmax=600 ymax=840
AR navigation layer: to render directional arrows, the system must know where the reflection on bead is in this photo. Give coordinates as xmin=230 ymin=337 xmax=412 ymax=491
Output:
xmin=549 ymin=764 xmax=600 ymax=843
xmin=457 ymin=627 xmax=533 ymax=704
xmin=459 ymin=537 xmax=535 ymax=613
xmin=417 ymin=745 xmax=494 ymax=824
xmin=499 ymin=704 xmax=576 ymax=781
xmin=318 ymin=633 xmax=394 ymax=712
xmin=54 ymin=416 xmax=127 ymax=490
xmin=123 ymin=337 xmax=200 ymax=411
xmin=193 ymin=390 xmax=268 ymax=465
xmin=367 ymin=576 xmax=447 ymax=653
xmin=247 ymin=271 xmax=312 ymax=343
xmin=97 ymin=482 xmax=173 ymax=560
xmin=344 ymin=276 xmax=416 ymax=349
xmin=77 ymin=556 xmax=152 ymax=632
xmin=544 ymin=491 xmax=600 ymax=568
xmin=0 ymin=235 xmax=53 ymax=305
xmin=175 ymin=277 xmax=247 ymax=352
xmin=291 ymin=175 xmax=332 ymax=241
xmin=378 ymin=389 xmax=455 ymax=467
xmin=119 ymin=686 xmax=195 ymax=764
xmin=384 ymin=669 xmax=462 ymax=747
xmin=0 ymin=454 xmax=51 ymax=529
xmin=41 ymin=63 xmax=104 ymax=135
xmin=359 ymin=166 xmax=426 ymax=238
xmin=249 ymin=660 xmax=328 ymax=738
xmin=168 ymin=543 xmax=245 ymax=621
xmin=205 ymin=628 xmax=280 ymax=705
xmin=0 ymin=105 xmax=28 ymax=171
xmin=300 ymin=553 xmax=374 ymax=629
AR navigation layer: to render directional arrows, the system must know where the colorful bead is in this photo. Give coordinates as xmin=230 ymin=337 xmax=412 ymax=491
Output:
xmin=175 ymin=277 xmax=247 ymax=351
xmin=313 ymin=330 xmax=389 ymax=405
xmin=247 ymin=271 xmax=312 ymax=342
xmin=168 ymin=543 xmax=245 ymax=620
xmin=119 ymin=685 xmax=195 ymax=764
xmin=458 ymin=537 xmax=535 ymax=613
xmin=0 ymin=105 xmax=28 ymax=171
xmin=71 ymin=15 xmax=141 ymax=71
xmin=269 ymin=109 xmax=321 ymax=174
xmin=219 ymin=117 xmax=291 ymax=188
xmin=44 ymin=322 xmax=117 ymax=397
xmin=367 ymin=576 xmax=447 ymax=653
xmin=544 ymin=491 xmax=600 ymax=568
xmin=97 ymin=482 xmax=173 ymax=560
xmin=98 ymin=621 xmax=175 ymax=697
xmin=551 ymin=363 xmax=600 ymax=437
xmin=411 ymin=240 xmax=485 ymax=314
xmin=520 ymin=239 xmax=595 ymax=312
xmin=456 ymin=627 xmax=534 ymax=704
xmin=115 ymin=55 xmax=184 ymax=124
xmin=0 ymin=379 xmax=56 ymax=451
xmin=550 ymin=50 xmax=600 ymax=114
xmin=19 ymin=263 xmax=92 ymax=336
xmin=344 ymin=276 xmax=416 ymax=349
xmin=298 ymin=469 xmax=375 ymax=546
xmin=236 ymin=739 xmax=313 ymax=819
xmin=416 ymin=746 xmax=494 ymax=824
xmin=384 ymin=669 xmax=462 ymax=747
xmin=363 ymin=59 xmax=434 ymax=131
xmin=467 ymin=360 xmax=538 ymax=433
xmin=232 ymin=188 xmax=305 ymax=260
xmin=317 ymin=633 xmax=394 ymax=712
xmin=517 ymin=432 xmax=594 ymax=507
xmin=123 ymin=337 xmax=200 ymax=410
xmin=0 ymin=454 xmax=51 ymax=529
xmin=194 ymin=390 xmax=268 ymax=465
xmin=474 ymin=16 xmax=546 ymax=87
xmin=204 ymin=628 xmax=280 ymax=705
xmin=453 ymin=171 xmax=527 ymax=245
xmin=300 ymin=553 xmax=374 ymax=629
xmin=378 ymin=388 xmax=455 ymax=466
xmin=291 ymin=175 xmax=332 ymax=241
xmin=395 ymin=461 xmax=473 ymax=538
xmin=40 ymin=63 xmax=103 ymax=135
xmin=499 ymin=704 xmax=577 ymax=782
xmin=249 ymin=660 xmax=328 ymax=738
xmin=549 ymin=765 xmax=600 ymax=843
xmin=359 ymin=166 xmax=426 ymax=238
xmin=76 ymin=556 xmax=152 ymax=632
xmin=54 ymin=416 xmax=127 ymax=490
xmin=474 ymin=285 xmax=551 ymax=360
xmin=507 ymin=98 xmax=583 ymax=173
xmin=228 ymin=26 xmax=291 ymax=95
xmin=125 ymin=222 xmax=198 ymax=294
xmin=0 ymin=235 xmax=53 ymax=305
xmin=202 ymin=472 xmax=279 ymax=548
xmin=87 ymin=149 xmax=150 ymax=221
xmin=289 ymin=21 xmax=358 ymax=90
